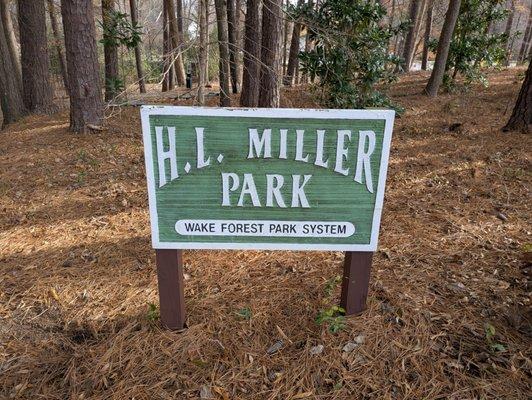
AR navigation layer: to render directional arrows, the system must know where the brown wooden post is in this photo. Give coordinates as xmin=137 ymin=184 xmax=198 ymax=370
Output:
xmin=155 ymin=249 xmax=186 ymax=330
xmin=340 ymin=251 xmax=373 ymax=315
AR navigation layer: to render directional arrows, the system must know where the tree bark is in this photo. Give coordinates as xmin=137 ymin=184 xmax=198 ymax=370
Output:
xmin=240 ymin=0 xmax=261 ymax=106
xmin=284 ymin=0 xmax=303 ymax=86
xmin=0 ymin=1 xmax=25 ymax=123
xmin=518 ymin=5 xmax=532 ymax=63
xmin=503 ymin=1 xmax=514 ymax=67
xmin=503 ymin=60 xmax=532 ymax=133
xmin=401 ymin=0 xmax=423 ymax=71
xmin=164 ymin=0 xmax=186 ymax=86
xmin=258 ymin=0 xmax=282 ymax=107
xmin=198 ymin=0 xmax=207 ymax=104
xmin=205 ymin=0 xmax=210 ymax=85
xmin=46 ymin=0 xmax=69 ymax=95
xmin=424 ymin=0 xmax=461 ymax=97
xmin=101 ymin=0 xmax=120 ymax=101
xmin=282 ymin=0 xmax=289 ymax=76
xmin=61 ymin=0 xmax=103 ymax=132
xmin=0 ymin=0 xmax=22 ymax=89
xmin=421 ymin=0 xmax=433 ymax=71
xmin=162 ymin=0 xmax=174 ymax=91
xmin=227 ymin=0 xmax=241 ymax=93
xmin=214 ymin=0 xmax=231 ymax=106
xmin=18 ymin=0 xmax=56 ymax=114
xmin=129 ymin=0 xmax=146 ymax=93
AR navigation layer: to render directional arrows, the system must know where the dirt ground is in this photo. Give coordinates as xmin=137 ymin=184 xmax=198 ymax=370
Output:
xmin=0 ymin=70 xmax=530 ymax=399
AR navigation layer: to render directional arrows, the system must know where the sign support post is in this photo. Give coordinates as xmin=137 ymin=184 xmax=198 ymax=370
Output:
xmin=340 ymin=251 xmax=373 ymax=315
xmin=155 ymin=249 xmax=186 ymax=330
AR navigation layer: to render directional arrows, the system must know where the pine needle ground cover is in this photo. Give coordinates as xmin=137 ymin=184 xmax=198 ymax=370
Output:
xmin=0 ymin=69 xmax=530 ymax=399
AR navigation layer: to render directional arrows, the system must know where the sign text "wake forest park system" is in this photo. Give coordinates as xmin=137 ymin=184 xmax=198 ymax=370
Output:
xmin=141 ymin=107 xmax=394 ymax=251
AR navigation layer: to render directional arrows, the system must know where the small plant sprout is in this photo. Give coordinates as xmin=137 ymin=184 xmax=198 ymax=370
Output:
xmin=236 ymin=307 xmax=252 ymax=320
xmin=484 ymin=323 xmax=506 ymax=353
xmin=316 ymin=306 xmax=346 ymax=334
xmin=147 ymin=302 xmax=159 ymax=323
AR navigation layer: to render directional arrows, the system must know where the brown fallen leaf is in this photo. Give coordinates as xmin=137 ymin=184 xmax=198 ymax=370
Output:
xmin=49 ymin=288 xmax=60 ymax=301
xmin=212 ymin=386 xmax=230 ymax=400
xmin=292 ymin=392 xmax=313 ymax=399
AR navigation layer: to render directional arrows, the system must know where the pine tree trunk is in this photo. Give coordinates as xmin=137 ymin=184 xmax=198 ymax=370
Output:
xmin=162 ymin=1 xmax=174 ymax=91
xmin=282 ymin=0 xmax=289 ymax=76
xmin=102 ymin=0 xmax=120 ymax=101
xmin=240 ymin=0 xmax=261 ymax=107
xmin=421 ymin=0 xmax=433 ymax=70
xmin=284 ymin=0 xmax=303 ymax=86
xmin=227 ymin=0 xmax=240 ymax=93
xmin=0 ymin=98 xmax=3 ymax=129
xmin=205 ymin=0 xmax=210 ymax=85
xmin=424 ymin=0 xmax=461 ymax=97
xmin=258 ymin=0 xmax=281 ymax=107
xmin=401 ymin=0 xmax=423 ymax=71
xmin=0 ymin=1 xmax=25 ymax=123
xmin=214 ymin=0 xmax=231 ymax=106
xmin=198 ymin=0 xmax=207 ymax=104
xmin=0 ymin=0 xmax=22 ymax=89
xmin=518 ymin=6 xmax=532 ymax=63
xmin=61 ymin=0 xmax=103 ymax=132
xmin=503 ymin=1 xmax=515 ymax=67
xmin=503 ymin=60 xmax=532 ymax=133
xmin=165 ymin=0 xmax=186 ymax=86
xmin=129 ymin=0 xmax=146 ymax=93
xmin=46 ymin=0 xmax=69 ymax=95
xmin=18 ymin=0 xmax=56 ymax=114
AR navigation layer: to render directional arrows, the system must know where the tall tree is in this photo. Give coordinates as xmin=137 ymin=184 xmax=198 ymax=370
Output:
xmin=284 ymin=0 xmax=303 ymax=86
xmin=214 ymin=0 xmax=231 ymax=106
xmin=18 ymin=0 xmax=56 ymax=114
xmin=424 ymin=0 xmax=461 ymax=97
xmin=0 ymin=0 xmax=22 ymax=88
xmin=198 ymin=0 xmax=207 ymax=104
xmin=421 ymin=0 xmax=433 ymax=70
xmin=518 ymin=4 xmax=532 ymax=63
xmin=240 ymin=0 xmax=261 ymax=106
xmin=0 ymin=0 xmax=21 ymax=89
xmin=61 ymin=0 xmax=103 ymax=132
xmin=401 ymin=0 xmax=424 ymax=71
xmin=503 ymin=1 xmax=515 ymax=66
xmin=129 ymin=0 xmax=146 ymax=93
xmin=46 ymin=0 xmax=69 ymax=94
xmin=0 ymin=1 xmax=25 ymax=123
xmin=164 ymin=0 xmax=186 ymax=86
xmin=282 ymin=0 xmax=289 ymax=76
xmin=258 ymin=0 xmax=282 ymax=107
xmin=503 ymin=60 xmax=532 ymax=133
xmin=227 ymin=0 xmax=241 ymax=93
xmin=101 ymin=0 xmax=120 ymax=101
xmin=162 ymin=0 xmax=174 ymax=91
xmin=205 ymin=0 xmax=210 ymax=85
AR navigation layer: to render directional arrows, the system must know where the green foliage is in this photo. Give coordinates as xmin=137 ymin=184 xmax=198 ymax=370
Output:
xmin=100 ymin=10 xmax=142 ymax=49
xmin=436 ymin=0 xmax=509 ymax=89
xmin=147 ymin=302 xmax=159 ymax=323
xmin=299 ymin=0 xmax=402 ymax=109
xmin=316 ymin=274 xmax=346 ymax=333
xmin=236 ymin=307 xmax=252 ymax=320
xmin=324 ymin=275 xmax=341 ymax=297
xmin=316 ymin=305 xmax=346 ymax=334
xmin=484 ymin=323 xmax=506 ymax=353
xmin=105 ymin=76 xmax=125 ymax=94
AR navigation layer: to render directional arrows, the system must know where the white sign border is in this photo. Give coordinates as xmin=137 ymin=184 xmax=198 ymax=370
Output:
xmin=141 ymin=106 xmax=394 ymax=252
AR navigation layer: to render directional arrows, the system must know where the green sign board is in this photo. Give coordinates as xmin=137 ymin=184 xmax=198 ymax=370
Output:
xmin=141 ymin=106 xmax=394 ymax=251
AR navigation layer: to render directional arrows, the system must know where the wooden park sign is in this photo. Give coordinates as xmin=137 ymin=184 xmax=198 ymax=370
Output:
xmin=141 ymin=106 xmax=394 ymax=329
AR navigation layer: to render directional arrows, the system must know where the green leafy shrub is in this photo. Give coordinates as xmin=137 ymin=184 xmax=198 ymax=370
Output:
xmin=299 ymin=0 xmax=402 ymax=109
xmin=433 ymin=0 xmax=509 ymax=89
